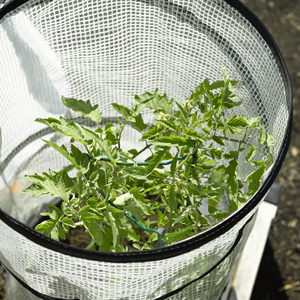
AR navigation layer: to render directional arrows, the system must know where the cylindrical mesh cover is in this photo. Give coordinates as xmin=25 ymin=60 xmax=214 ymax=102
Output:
xmin=0 ymin=0 xmax=292 ymax=299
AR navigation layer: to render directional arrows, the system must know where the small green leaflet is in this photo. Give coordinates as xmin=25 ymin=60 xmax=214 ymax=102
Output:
xmin=35 ymin=219 xmax=65 ymax=241
xmin=148 ymin=136 xmax=193 ymax=148
xmin=62 ymin=96 xmax=102 ymax=124
xmin=135 ymin=89 xmax=174 ymax=112
xmin=226 ymin=158 xmax=238 ymax=201
xmin=78 ymin=205 xmax=103 ymax=246
xmin=36 ymin=117 xmax=86 ymax=144
xmin=111 ymin=103 xmax=135 ymax=122
xmin=108 ymin=212 xmax=119 ymax=248
xmin=131 ymin=191 xmax=155 ymax=215
xmin=258 ymin=123 xmax=267 ymax=144
xmin=168 ymin=185 xmax=176 ymax=213
xmin=245 ymin=165 xmax=266 ymax=196
xmin=245 ymin=147 xmax=256 ymax=162
xmin=146 ymin=150 xmax=167 ymax=175
xmin=212 ymin=136 xmax=225 ymax=146
xmin=25 ymin=171 xmax=73 ymax=202
xmin=122 ymin=167 xmax=148 ymax=180
xmin=164 ymin=227 xmax=192 ymax=244
xmin=22 ymin=183 xmax=48 ymax=197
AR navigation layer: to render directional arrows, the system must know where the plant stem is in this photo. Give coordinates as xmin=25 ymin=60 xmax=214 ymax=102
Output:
xmin=132 ymin=143 xmax=152 ymax=159
xmin=118 ymin=121 xmax=128 ymax=150
xmin=214 ymin=134 xmax=269 ymax=156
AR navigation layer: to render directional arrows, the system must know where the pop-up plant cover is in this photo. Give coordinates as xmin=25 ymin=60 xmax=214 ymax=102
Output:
xmin=23 ymin=67 xmax=275 ymax=252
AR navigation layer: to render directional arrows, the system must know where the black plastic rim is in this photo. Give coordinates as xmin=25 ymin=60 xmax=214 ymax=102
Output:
xmin=0 ymin=0 xmax=293 ymax=263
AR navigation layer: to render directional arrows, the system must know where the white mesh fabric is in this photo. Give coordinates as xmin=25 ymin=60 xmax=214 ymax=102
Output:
xmin=0 ymin=210 xmax=256 ymax=300
xmin=0 ymin=0 xmax=291 ymax=299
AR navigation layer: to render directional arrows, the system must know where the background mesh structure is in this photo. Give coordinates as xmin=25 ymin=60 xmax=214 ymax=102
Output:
xmin=0 ymin=0 xmax=292 ymax=299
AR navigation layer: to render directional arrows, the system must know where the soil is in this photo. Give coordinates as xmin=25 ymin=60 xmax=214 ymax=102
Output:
xmin=1 ymin=0 xmax=300 ymax=299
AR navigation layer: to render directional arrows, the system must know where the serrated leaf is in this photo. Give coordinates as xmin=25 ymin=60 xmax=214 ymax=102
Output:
xmin=245 ymin=165 xmax=266 ymax=196
xmin=173 ymin=206 xmax=193 ymax=225
xmin=131 ymin=192 xmax=155 ymax=215
xmin=122 ymin=167 xmax=148 ymax=180
xmin=250 ymin=160 xmax=266 ymax=166
xmin=61 ymin=217 xmax=76 ymax=228
xmin=108 ymin=212 xmax=119 ymax=248
xmin=133 ymin=97 xmax=155 ymax=114
xmin=212 ymin=136 xmax=225 ymax=146
xmin=62 ymin=96 xmax=102 ymax=123
xmin=226 ymin=158 xmax=238 ymax=201
xmin=258 ymin=123 xmax=267 ymax=144
xmin=142 ymin=125 xmax=164 ymax=140
xmin=111 ymin=103 xmax=135 ymax=122
xmin=146 ymin=150 xmax=167 ymax=175
xmin=176 ymin=101 xmax=188 ymax=119
xmin=36 ymin=117 xmax=86 ymax=144
xmin=168 ymin=185 xmax=176 ymax=213
xmin=22 ymin=183 xmax=48 ymax=197
xmin=156 ymin=119 xmax=178 ymax=131
xmin=78 ymin=205 xmax=103 ymax=246
xmin=227 ymin=116 xmax=248 ymax=128
xmin=35 ymin=220 xmax=60 ymax=241
xmin=25 ymin=171 xmax=73 ymax=202
xmin=148 ymin=136 xmax=193 ymax=148
xmin=245 ymin=147 xmax=256 ymax=162
xmin=170 ymin=153 xmax=178 ymax=177
xmin=130 ymin=113 xmax=147 ymax=132
xmin=135 ymin=89 xmax=174 ymax=112
xmin=266 ymin=134 xmax=275 ymax=147
xmin=164 ymin=226 xmax=192 ymax=244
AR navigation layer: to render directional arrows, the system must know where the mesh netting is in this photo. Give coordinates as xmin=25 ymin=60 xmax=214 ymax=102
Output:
xmin=0 ymin=0 xmax=291 ymax=299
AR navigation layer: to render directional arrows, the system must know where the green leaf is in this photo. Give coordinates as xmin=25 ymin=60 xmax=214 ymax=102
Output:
xmin=108 ymin=212 xmax=119 ymax=248
xmin=176 ymin=101 xmax=188 ymax=119
xmin=156 ymin=119 xmax=178 ymax=131
xmin=168 ymin=185 xmax=176 ymax=213
xmin=40 ymin=205 xmax=62 ymax=220
xmin=61 ymin=217 xmax=76 ymax=228
xmin=35 ymin=219 xmax=61 ymax=241
xmin=212 ymin=136 xmax=225 ymax=146
xmin=130 ymin=113 xmax=147 ymax=132
xmin=36 ymin=117 xmax=87 ymax=144
xmin=135 ymin=89 xmax=174 ymax=112
xmin=246 ymin=116 xmax=261 ymax=126
xmin=62 ymin=96 xmax=102 ymax=123
xmin=22 ymin=183 xmax=48 ymax=197
xmin=149 ymin=136 xmax=193 ymax=148
xmin=245 ymin=165 xmax=266 ymax=196
xmin=170 ymin=153 xmax=178 ymax=177
xmin=78 ymin=205 xmax=103 ymax=246
xmin=258 ymin=123 xmax=267 ymax=144
xmin=266 ymin=134 xmax=275 ymax=147
xmin=227 ymin=116 xmax=248 ymax=128
xmin=207 ymin=80 xmax=225 ymax=90
xmin=25 ymin=171 xmax=74 ymax=202
xmin=250 ymin=160 xmax=266 ymax=166
xmin=131 ymin=192 xmax=155 ymax=215
xmin=226 ymin=158 xmax=238 ymax=200
xmin=146 ymin=150 xmax=167 ymax=175
xmin=173 ymin=206 xmax=193 ymax=225
xmin=164 ymin=227 xmax=192 ymax=244
xmin=122 ymin=167 xmax=148 ymax=180
xmin=42 ymin=139 xmax=77 ymax=165
xmin=133 ymin=97 xmax=155 ymax=114
xmin=142 ymin=125 xmax=164 ymax=140
xmin=111 ymin=103 xmax=134 ymax=122
xmin=245 ymin=147 xmax=256 ymax=162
